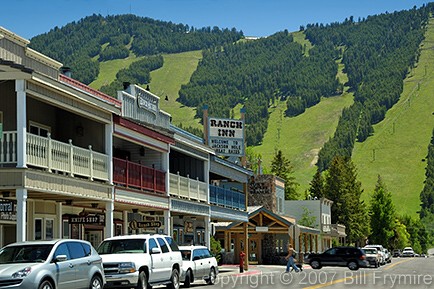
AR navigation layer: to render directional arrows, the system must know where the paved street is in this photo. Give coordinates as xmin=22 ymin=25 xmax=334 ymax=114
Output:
xmin=183 ymin=257 xmax=434 ymax=289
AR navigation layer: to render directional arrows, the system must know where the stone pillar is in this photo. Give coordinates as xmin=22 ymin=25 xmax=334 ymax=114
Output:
xmin=204 ymin=216 xmax=210 ymax=247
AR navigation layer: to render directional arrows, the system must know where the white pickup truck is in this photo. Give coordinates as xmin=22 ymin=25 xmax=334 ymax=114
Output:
xmin=97 ymin=234 xmax=182 ymax=289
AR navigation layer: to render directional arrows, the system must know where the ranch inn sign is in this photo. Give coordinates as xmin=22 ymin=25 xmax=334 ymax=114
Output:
xmin=208 ymin=117 xmax=245 ymax=157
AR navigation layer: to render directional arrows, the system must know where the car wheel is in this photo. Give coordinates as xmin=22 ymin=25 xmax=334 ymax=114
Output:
xmin=183 ymin=270 xmax=192 ymax=288
xmin=167 ymin=268 xmax=180 ymax=289
xmin=206 ymin=267 xmax=216 ymax=285
xmin=39 ymin=280 xmax=54 ymax=289
xmin=348 ymin=261 xmax=359 ymax=271
xmin=137 ymin=271 xmax=149 ymax=289
xmin=90 ymin=275 xmax=103 ymax=289
xmin=310 ymin=260 xmax=322 ymax=269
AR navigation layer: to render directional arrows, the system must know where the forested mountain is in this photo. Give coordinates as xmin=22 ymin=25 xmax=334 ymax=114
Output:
xmin=29 ymin=14 xmax=243 ymax=84
xmin=27 ymin=4 xmax=434 ymax=221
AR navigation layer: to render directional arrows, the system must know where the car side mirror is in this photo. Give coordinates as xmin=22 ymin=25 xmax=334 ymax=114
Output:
xmin=54 ymin=255 xmax=68 ymax=262
xmin=151 ymin=247 xmax=162 ymax=254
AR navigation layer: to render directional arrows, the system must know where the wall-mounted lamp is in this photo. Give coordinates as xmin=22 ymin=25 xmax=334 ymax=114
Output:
xmin=132 ymin=208 xmax=139 ymax=213
xmin=139 ymin=147 xmax=145 ymax=156
xmin=91 ymin=203 xmax=98 ymax=209
xmin=65 ymin=200 xmax=73 ymax=205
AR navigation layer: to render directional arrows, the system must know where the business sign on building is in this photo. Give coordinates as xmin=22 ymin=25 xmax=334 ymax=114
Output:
xmin=208 ymin=117 xmax=244 ymax=157
xmin=69 ymin=214 xmax=105 ymax=225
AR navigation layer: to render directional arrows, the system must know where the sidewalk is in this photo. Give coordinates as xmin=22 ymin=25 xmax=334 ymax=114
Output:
xmin=218 ymin=264 xmax=312 ymax=277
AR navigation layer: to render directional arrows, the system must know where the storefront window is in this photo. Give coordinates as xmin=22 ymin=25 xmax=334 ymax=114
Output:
xmin=45 ymin=219 xmax=54 ymax=239
xmin=35 ymin=219 xmax=42 ymax=240
xmin=63 ymin=220 xmax=70 ymax=238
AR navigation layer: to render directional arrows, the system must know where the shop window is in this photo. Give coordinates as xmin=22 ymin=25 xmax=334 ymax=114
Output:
xmin=29 ymin=121 xmax=50 ymax=137
xmin=63 ymin=220 xmax=70 ymax=238
xmin=115 ymin=224 xmax=123 ymax=236
xmin=45 ymin=219 xmax=54 ymax=239
xmin=34 ymin=218 xmax=42 ymax=240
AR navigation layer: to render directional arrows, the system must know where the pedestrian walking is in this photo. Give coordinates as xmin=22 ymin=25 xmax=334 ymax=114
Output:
xmin=285 ymin=244 xmax=300 ymax=273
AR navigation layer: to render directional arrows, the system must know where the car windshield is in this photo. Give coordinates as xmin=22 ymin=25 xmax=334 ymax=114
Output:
xmin=0 ymin=245 xmax=53 ymax=264
xmin=180 ymin=250 xmax=191 ymax=261
xmin=97 ymin=239 xmax=147 ymax=254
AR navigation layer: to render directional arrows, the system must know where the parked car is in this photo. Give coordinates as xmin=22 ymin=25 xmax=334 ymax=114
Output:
xmin=362 ymin=247 xmax=380 ymax=268
xmin=364 ymin=245 xmax=386 ymax=265
xmin=392 ymin=249 xmax=402 ymax=257
xmin=402 ymin=247 xmax=415 ymax=257
xmin=383 ymin=249 xmax=392 ymax=263
xmin=97 ymin=234 xmax=182 ymax=289
xmin=179 ymin=245 xmax=218 ymax=287
xmin=305 ymin=246 xmax=368 ymax=271
xmin=0 ymin=239 xmax=105 ymax=289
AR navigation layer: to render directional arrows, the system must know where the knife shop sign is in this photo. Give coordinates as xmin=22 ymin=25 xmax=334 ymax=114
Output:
xmin=69 ymin=214 xmax=105 ymax=225
xmin=208 ymin=117 xmax=244 ymax=157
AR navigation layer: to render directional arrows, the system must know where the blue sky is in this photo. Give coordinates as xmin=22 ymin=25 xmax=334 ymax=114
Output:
xmin=1 ymin=0 xmax=430 ymax=40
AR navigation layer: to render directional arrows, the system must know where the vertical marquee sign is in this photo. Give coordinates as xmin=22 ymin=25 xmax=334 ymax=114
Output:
xmin=208 ymin=117 xmax=245 ymax=157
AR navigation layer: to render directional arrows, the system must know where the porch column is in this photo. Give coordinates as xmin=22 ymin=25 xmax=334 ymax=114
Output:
xmin=105 ymin=122 xmax=113 ymax=184
xmin=204 ymin=216 xmax=210 ymax=247
xmin=105 ymin=198 xmax=114 ymax=238
xmin=56 ymin=202 xmax=63 ymax=238
xmin=243 ymin=222 xmax=249 ymax=271
xmin=162 ymin=150 xmax=170 ymax=197
xmin=164 ymin=210 xmax=171 ymax=235
xmin=16 ymin=188 xmax=27 ymax=242
xmin=204 ymin=156 xmax=210 ymax=203
xmin=123 ymin=210 xmax=129 ymax=235
xmin=16 ymin=80 xmax=27 ymax=168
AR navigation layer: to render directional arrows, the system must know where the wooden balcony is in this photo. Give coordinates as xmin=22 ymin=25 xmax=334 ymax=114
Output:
xmin=169 ymin=172 xmax=208 ymax=202
xmin=1 ymin=131 xmax=109 ymax=181
xmin=209 ymin=184 xmax=246 ymax=210
xmin=113 ymin=157 xmax=166 ymax=194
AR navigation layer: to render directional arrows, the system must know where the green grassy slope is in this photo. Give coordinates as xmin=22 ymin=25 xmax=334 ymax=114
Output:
xmin=149 ymin=51 xmax=203 ymax=129
xmin=251 ymin=93 xmax=353 ymax=194
xmin=89 ymin=56 xmax=143 ymax=89
xmin=352 ymin=19 xmax=434 ymax=216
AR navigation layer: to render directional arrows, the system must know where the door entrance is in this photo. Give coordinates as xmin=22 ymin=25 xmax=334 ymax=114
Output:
xmin=249 ymin=237 xmax=260 ymax=264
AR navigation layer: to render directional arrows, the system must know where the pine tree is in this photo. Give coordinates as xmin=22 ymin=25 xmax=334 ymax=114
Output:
xmin=308 ymin=169 xmax=324 ymax=199
xmin=270 ymin=150 xmax=300 ymax=200
xmin=324 ymin=156 xmax=369 ymax=245
xmin=369 ymin=175 xmax=395 ymax=247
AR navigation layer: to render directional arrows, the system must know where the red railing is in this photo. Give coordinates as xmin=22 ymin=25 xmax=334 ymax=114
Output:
xmin=113 ymin=157 xmax=166 ymax=194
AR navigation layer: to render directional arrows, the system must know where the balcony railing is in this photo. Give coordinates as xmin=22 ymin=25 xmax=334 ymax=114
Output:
xmin=209 ymin=185 xmax=246 ymax=211
xmin=113 ymin=157 xmax=166 ymax=194
xmin=169 ymin=172 xmax=207 ymax=202
xmin=0 ymin=131 xmax=109 ymax=181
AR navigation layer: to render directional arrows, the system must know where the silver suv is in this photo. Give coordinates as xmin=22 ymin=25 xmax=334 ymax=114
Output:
xmin=97 ymin=234 xmax=182 ymax=289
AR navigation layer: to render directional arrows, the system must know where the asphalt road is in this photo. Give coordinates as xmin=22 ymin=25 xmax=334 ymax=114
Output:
xmin=187 ymin=257 xmax=434 ymax=289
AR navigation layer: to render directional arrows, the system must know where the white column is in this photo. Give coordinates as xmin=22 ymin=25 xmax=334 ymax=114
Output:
xmin=164 ymin=210 xmax=171 ymax=236
xmin=105 ymin=122 xmax=113 ymax=184
xmin=123 ymin=210 xmax=129 ymax=235
xmin=204 ymin=215 xmax=210 ymax=248
xmin=56 ymin=202 xmax=63 ymax=238
xmin=162 ymin=149 xmax=170 ymax=197
xmin=204 ymin=156 xmax=210 ymax=203
xmin=16 ymin=188 xmax=27 ymax=242
xmin=16 ymin=80 xmax=27 ymax=168
xmin=105 ymin=198 xmax=114 ymax=238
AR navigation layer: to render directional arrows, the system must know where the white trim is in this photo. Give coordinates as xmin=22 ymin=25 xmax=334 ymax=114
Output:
xmin=29 ymin=120 xmax=51 ymax=136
